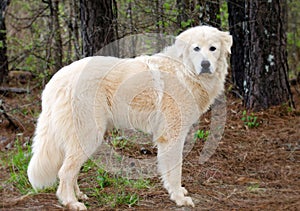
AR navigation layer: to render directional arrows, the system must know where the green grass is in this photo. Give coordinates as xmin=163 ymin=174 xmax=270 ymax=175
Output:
xmin=241 ymin=110 xmax=260 ymax=128
xmin=3 ymin=137 xmax=57 ymax=194
xmin=88 ymin=190 xmax=139 ymax=208
xmin=2 ymin=136 xmax=152 ymax=208
xmin=194 ymin=129 xmax=210 ymax=141
xmin=81 ymin=160 xmax=152 ymax=208
xmin=247 ymin=183 xmax=266 ymax=193
xmin=111 ymin=136 xmax=128 ymax=150
xmin=6 ymin=138 xmax=34 ymax=194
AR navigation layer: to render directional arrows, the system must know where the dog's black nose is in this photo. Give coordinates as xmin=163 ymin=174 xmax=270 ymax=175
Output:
xmin=201 ymin=60 xmax=211 ymax=69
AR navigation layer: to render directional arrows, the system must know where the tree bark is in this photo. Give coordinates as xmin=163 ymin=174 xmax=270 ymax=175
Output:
xmin=243 ymin=0 xmax=293 ymax=110
xmin=176 ymin=0 xmax=190 ymax=30
xmin=70 ymin=0 xmax=81 ymax=60
xmin=51 ymin=0 xmax=63 ymax=71
xmin=176 ymin=0 xmax=220 ymax=30
xmin=228 ymin=0 xmax=246 ymax=96
xmin=43 ymin=0 xmax=63 ymax=73
xmin=80 ymin=0 xmax=117 ymax=57
xmin=198 ymin=0 xmax=220 ymax=28
xmin=0 ymin=0 xmax=10 ymax=84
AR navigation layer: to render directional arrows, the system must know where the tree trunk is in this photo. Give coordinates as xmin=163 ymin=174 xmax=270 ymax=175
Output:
xmin=80 ymin=0 xmax=117 ymax=57
xmin=43 ymin=0 xmax=63 ymax=73
xmin=155 ymin=0 xmax=164 ymax=34
xmin=176 ymin=0 xmax=190 ymax=30
xmin=0 ymin=0 xmax=10 ymax=84
xmin=243 ymin=0 xmax=293 ymax=110
xmin=198 ymin=0 xmax=220 ymax=28
xmin=176 ymin=0 xmax=220 ymax=30
xmin=228 ymin=0 xmax=246 ymax=96
xmin=70 ymin=0 xmax=81 ymax=60
xmin=51 ymin=0 xmax=63 ymax=71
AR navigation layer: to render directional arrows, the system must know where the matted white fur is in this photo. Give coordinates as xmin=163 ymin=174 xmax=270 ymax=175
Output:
xmin=27 ymin=26 xmax=232 ymax=210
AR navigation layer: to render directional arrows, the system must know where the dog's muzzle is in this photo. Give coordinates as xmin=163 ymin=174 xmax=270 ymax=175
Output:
xmin=200 ymin=60 xmax=212 ymax=74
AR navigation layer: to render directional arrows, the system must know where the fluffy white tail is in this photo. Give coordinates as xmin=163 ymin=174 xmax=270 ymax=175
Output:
xmin=27 ymin=112 xmax=63 ymax=190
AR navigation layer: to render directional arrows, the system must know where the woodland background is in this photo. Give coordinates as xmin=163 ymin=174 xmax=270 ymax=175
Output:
xmin=0 ymin=0 xmax=299 ymax=210
xmin=1 ymin=1 xmax=299 ymax=80
xmin=0 ymin=0 xmax=299 ymax=109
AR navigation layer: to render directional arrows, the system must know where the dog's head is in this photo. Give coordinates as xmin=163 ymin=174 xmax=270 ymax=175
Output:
xmin=175 ymin=26 xmax=232 ymax=75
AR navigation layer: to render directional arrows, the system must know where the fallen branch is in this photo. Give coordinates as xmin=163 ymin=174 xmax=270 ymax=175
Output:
xmin=1 ymin=193 xmax=32 ymax=207
xmin=0 ymin=87 xmax=29 ymax=94
xmin=0 ymin=100 xmax=19 ymax=130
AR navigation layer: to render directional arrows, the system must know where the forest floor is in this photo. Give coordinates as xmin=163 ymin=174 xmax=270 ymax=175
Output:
xmin=0 ymin=79 xmax=299 ymax=210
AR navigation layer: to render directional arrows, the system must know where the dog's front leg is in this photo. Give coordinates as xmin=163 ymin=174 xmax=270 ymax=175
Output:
xmin=157 ymin=137 xmax=195 ymax=207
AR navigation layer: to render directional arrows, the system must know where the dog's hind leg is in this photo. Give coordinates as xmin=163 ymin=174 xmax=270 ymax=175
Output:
xmin=157 ymin=137 xmax=195 ymax=207
xmin=56 ymin=151 xmax=89 ymax=210
xmin=56 ymin=124 xmax=104 ymax=210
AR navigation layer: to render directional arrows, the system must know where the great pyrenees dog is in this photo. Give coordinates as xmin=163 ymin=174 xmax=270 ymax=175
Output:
xmin=28 ymin=26 xmax=232 ymax=210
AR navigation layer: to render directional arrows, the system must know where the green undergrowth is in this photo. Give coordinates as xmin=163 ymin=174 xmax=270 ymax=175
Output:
xmin=241 ymin=110 xmax=260 ymax=128
xmin=1 ymin=138 xmax=152 ymax=208
xmin=0 ymin=138 xmax=57 ymax=194
xmin=194 ymin=129 xmax=210 ymax=141
xmin=1 ymin=138 xmax=34 ymax=194
xmin=80 ymin=159 xmax=152 ymax=208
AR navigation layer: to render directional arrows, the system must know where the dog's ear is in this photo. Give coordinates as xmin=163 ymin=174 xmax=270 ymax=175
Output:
xmin=221 ymin=32 xmax=233 ymax=54
xmin=174 ymin=37 xmax=187 ymax=58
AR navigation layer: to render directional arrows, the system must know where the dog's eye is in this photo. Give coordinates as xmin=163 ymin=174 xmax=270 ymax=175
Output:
xmin=193 ymin=46 xmax=200 ymax=52
xmin=209 ymin=46 xmax=216 ymax=51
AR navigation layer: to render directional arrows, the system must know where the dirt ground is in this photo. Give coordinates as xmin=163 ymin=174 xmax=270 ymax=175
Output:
xmin=0 ymin=79 xmax=299 ymax=210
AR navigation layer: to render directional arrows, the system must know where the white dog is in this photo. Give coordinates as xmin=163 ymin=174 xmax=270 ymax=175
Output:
xmin=27 ymin=26 xmax=232 ymax=210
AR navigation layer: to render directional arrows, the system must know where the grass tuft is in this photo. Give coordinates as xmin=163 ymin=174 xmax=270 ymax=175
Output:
xmin=241 ymin=110 xmax=260 ymax=128
xmin=194 ymin=129 xmax=210 ymax=141
xmin=81 ymin=160 xmax=152 ymax=208
xmin=7 ymin=138 xmax=33 ymax=194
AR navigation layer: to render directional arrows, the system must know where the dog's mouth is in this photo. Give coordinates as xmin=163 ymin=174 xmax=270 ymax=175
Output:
xmin=200 ymin=68 xmax=212 ymax=74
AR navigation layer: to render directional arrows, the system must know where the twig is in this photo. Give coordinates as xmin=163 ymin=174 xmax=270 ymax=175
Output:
xmin=0 ymin=87 xmax=29 ymax=94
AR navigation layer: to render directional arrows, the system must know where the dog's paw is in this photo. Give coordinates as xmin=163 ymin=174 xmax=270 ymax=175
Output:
xmin=171 ymin=193 xmax=195 ymax=207
xmin=77 ymin=191 xmax=89 ymax=200
xmin=66 ymin=202 xmax=87 ymax=210
xmin=180 ymin=187 xmax=188 ymax=195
